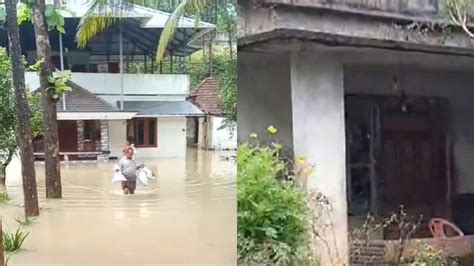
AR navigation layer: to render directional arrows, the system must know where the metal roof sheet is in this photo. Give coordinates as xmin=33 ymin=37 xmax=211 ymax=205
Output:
xmin=122 ymin=101 xmax=204 ymax=116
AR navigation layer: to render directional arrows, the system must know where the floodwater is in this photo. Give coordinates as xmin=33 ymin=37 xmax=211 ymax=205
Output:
xmin=1 ymin=149 xmax=236 ymax=266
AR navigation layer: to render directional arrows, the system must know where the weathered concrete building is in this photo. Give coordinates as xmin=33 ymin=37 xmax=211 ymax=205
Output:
xmin=238 ymin=0 xmax=474 ymax=264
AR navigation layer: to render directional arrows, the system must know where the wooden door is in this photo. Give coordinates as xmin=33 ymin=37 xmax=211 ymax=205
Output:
xmin=379 ymin=99 xmax=449 ymax=239
xmin=58 ymin=120 xmax=78 ymax=152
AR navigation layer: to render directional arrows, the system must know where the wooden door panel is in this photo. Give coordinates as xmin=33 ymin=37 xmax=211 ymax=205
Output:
xmin=58 ymin=120 xmax=78 ymax=152
xmin=381 ymin=113 xmax=447 ymax=239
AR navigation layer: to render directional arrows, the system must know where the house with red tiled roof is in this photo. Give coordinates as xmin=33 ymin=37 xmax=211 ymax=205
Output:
xmin=187 ymin=77 xmax=236 ymax=150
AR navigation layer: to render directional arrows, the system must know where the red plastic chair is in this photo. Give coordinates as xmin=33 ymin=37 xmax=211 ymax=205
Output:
xmin=429 ymin=218 xmax=464 ymax=238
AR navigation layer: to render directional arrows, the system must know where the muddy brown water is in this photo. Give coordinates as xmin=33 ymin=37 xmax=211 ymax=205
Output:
xmin=1 ymin=149 xmax=236 ymax=266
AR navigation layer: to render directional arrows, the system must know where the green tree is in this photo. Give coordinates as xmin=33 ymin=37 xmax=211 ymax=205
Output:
xmin=444 ymin=0 xmax=474 ymax=37
xmin=0 ymin=47 xmax=17 ymax=191
xmin=4 ymin=0 xmax=40 ymax=216
xmin=180 ymin=47 xmax=236 ymax=128
xmin=216 ymin=55 xmax=236 ymax=128
xmin=31 ymin=0 xmax=63 ymax=198
xmin=11 ymin=0 xmax=71 ymax=199
xmin=0 ymin=62 xmax=42 ymax=191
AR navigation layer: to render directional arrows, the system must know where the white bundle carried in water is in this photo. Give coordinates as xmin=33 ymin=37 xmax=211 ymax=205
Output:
xmin=138 ymin=169 xmax=148 ymax=186
xmin=143 ymin=167 xmax=156 ymax=180
xmin=111 ymin=165 xmax=126 ymax=183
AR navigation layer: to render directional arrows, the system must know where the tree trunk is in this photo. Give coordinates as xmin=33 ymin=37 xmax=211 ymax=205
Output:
xmin=0 ymin=150 xmax=15 ymax=192
xmin=0 ymin=218 xmax=4 ymax=266
xmin=32 ymin=0 xmax=62 ymax=198
xmin=4 ymin=0 xmax=40 ymax=216
xmin=0 ymin=165 xmax=6 ymax=192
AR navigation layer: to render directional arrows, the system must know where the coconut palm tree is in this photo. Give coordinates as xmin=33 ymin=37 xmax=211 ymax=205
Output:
xmin=76 ymin=0 xmax=214 ymax=64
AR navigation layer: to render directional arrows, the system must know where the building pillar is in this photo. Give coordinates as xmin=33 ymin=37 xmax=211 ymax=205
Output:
xmin=77 ymin=120 xmax=84 ymax=152
xmin=98 ymin=120 xmax=109 ymax=162
xmin=290 ymin=52 xmax=348 ymax=265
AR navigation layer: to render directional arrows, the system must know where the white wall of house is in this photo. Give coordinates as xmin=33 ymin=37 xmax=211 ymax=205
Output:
xmin=210 ymin=116 xmax=237 ymax=150
xmin=73 ymin=73 xmax=189 ymax=105
xmin=25 ymin=72 xmax=189 ymax=100
xmin=71 ymin=73 xmax=189 ymax=94
xmin=108 ymin=120 xmax=127 ymax=158
xmin=136 ymin=117 xmax=187 ymax=158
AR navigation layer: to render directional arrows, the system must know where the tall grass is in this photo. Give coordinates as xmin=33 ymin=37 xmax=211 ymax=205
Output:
xmin=3 ymin=228 xmax=29 ymax=253
xmin=15 ymin=216 xmax=36 ymax=227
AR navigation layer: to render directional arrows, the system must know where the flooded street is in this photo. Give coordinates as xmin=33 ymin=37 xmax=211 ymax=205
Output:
xmin=1 ymin=149 xmax=236 ymax=266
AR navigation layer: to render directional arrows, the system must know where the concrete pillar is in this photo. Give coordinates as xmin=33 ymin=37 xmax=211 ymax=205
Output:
xmin=290 ymin=52 xmax=348 ymax=265
xmin=77 ymin=120 xmax=84 ymax=152
xmin=98 ymin=120 xmax=109 ymax=162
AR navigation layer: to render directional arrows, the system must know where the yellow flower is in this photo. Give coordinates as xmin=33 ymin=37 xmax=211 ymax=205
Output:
xmin=250 ymin=133 xmax=258 ymax=139
xmin=302 ymin=167 xmax=313 ymax=176
xmin=267 ymin=125 xmax=278 ymax=136
xmin=297 ymin=155 xmax=306 ymax=164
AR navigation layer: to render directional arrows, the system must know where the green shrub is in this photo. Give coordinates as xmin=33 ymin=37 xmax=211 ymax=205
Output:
xmin=237 ymin=142 xmax=314 ymax=265
xmin=3 ymin=228 xmax=29 ymax=253
xmin=405 ymin=246 xmax=474 ymax=266
xmin=15 ymin=216 xmax=36 ymax=227
xmin=0 ymin=191 xmax=9 ymax=204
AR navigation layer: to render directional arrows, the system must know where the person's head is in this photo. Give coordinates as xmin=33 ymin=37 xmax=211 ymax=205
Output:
xmin=126 ymin=136 xmax=134 ymax=146
xmin=125 ymin=146 xmax=134 ymax=159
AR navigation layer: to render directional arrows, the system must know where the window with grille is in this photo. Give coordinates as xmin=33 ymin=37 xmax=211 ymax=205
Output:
xmin=127 ymin=118 xmax=157 ymax=148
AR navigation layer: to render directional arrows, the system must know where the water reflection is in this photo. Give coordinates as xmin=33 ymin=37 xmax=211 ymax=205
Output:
xmin=2 ymin=148 xmax=236 ymax=265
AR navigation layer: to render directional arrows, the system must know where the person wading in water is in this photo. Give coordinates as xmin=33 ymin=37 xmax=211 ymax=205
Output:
xmin=125 ymin=136 xmax=137 ymax=158
xmin=118 ymin=146 xmax=143 ymax=195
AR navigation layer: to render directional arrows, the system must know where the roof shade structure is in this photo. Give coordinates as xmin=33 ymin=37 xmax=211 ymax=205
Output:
xmin=122 ymin=101 xmax=204 ymax=117
xmin=0 ymin=2 xmax=215 ymax=63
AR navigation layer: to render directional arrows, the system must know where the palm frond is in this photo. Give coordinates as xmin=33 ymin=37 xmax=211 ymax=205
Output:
xmin=77 ymin=0 xmax=211 ymax=63
xmin=76 ymin=0 xmax=132 ymax=48
xmin=155 ymin=0 xmax=210 ymax=64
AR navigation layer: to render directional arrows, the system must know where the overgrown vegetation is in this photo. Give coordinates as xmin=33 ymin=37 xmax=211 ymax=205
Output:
xmin=0 ymin=47 xmax=43 ymax=190
xmin=0 ymin=47 xmax=17 ymax=186
xmin=406 ymin=244 xmax=450 ymax=265
xmin=216 ymin=54 xmax=236 ymax=129
xmin=237 ymin=130 xmax=314 ymax=265
xmin=3 ymin=228 xmax=29 ymax=253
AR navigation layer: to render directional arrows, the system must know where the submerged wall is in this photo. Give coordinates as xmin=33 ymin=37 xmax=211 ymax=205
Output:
xmin=210 ymin=116 xmax=237 ymax=150
xmin=136 ymin=117 xmax=187 ymax=158
xmin=109 ymin=117 xmax=187 ymax=159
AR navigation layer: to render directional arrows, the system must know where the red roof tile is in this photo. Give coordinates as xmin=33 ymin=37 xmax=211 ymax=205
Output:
xmin=189 ymin=77 xmax=224 ymax=115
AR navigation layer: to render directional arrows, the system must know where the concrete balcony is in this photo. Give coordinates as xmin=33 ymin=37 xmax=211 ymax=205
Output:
xmin=258 ymin=0 xmax=441 ymax=19
xmin=26 ymin=72 xmax=190 ymax=103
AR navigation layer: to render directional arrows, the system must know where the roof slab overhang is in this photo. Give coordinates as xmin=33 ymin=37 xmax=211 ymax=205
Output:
xmin=238 ymin=3 xmax=474 ymax=58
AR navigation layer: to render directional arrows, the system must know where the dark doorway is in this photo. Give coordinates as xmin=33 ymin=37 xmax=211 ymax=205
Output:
xmin=346 ymin=95 xmax=452 ymax=239
xmin=58 ymin=120 xmax=78 ymax=152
